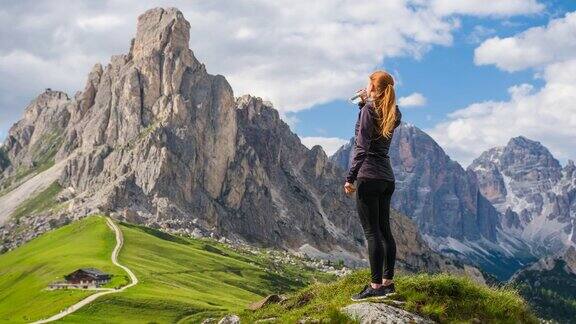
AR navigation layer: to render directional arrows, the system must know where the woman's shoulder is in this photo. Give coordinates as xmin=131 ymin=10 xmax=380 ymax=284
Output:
xmin=361 ymin=100 xmax=376 ymax=112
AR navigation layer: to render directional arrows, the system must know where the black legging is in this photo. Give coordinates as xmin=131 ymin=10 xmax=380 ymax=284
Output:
xmin=355 ymin=177 xmax=397 ymax=283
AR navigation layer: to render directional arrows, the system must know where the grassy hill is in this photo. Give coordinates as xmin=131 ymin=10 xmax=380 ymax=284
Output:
xmin=0 ymin=216 xmax=334 ymax=323
xmin=0 ymin=216 xmax=125 ymax=322
xmin=241 ymin=269 xmax=539 ymax=323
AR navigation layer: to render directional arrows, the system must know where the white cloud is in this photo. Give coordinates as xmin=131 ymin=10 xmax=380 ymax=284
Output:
xmin=77 ymin=15 xmax=123 ymax=30
xmin=398 ymin=92 xmax=427 ymax=107
xmin=474 ymin=11 xmax=576 ymax=72
xmin=432 ymin=0 xmax=544 ymax=17
xmin=427 ymin=57 xmax=576 ymax=167
xmin=0 ymin=0 xmax=548 ymax=138
xmin=428 ymin=10 xmax=576 ymax=167
xmin=466 ymin=25 xmax=496 ymax=44
xmin=301 ymin=137 xmax=349 ymax=156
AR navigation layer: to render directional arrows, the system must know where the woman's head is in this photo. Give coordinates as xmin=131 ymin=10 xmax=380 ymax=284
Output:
xmin=366 ymin=70 xmax=397 ymax=139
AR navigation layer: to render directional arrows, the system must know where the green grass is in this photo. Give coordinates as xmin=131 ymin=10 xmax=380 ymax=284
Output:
xmin=10 ymin=181 xmax=63 ymax=220
xmin=0 ymin=216 xmax=125 ymax=323
xmin=241 ymin=269 xmax=539 ymax=323
xmin=61 ymin=221 xmax=333 ymax=323
xmin=2 ymin=215 xmax=535 ymax=323
xmin=0 ymin=216 xmax=333 ymax=323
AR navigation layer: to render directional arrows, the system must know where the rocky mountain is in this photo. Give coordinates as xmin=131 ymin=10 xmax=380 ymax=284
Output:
xmin=0 ymin=8 xmax=482 ymax=279
xmin=331 ymin=123 xmax=537 ymax=280
xmin=509 ymin=246 xmax=576 ymax=322
xmin=468 ymin=136 xmax=576 ymax=256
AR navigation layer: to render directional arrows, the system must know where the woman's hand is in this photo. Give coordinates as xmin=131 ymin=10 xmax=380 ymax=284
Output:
xmin=344 ymin=182 xmax=356 ymax=196
xmin=356 ymin=88 xmax=368 ymax=103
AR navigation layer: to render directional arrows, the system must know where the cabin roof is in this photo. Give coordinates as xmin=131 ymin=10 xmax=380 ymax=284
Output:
xmin=79 ymin=268 xmax=109 ymax=276
xmin=65 ymin=268 xmax=110 ymax=279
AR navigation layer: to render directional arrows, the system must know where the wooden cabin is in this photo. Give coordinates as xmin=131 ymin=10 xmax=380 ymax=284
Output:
xmin=48 ymin=268 xmax=111 ymax=290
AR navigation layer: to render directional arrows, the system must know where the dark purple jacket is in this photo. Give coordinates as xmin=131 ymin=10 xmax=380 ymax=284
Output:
xmin=346 ymin=100 xmax=402 ymax=183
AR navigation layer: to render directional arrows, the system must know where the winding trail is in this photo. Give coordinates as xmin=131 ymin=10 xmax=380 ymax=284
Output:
xmin=33 ymin=217 xmax=139 ymax=323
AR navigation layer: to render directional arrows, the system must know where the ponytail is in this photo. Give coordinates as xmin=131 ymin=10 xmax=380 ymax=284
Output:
xmin=373 ymin=79 xmax=397 ymax=140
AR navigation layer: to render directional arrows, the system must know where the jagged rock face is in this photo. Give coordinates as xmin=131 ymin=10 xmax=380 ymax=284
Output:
xmin=0 ymin=8 xmax=475 ymax=277
xmin=469 ymin=136 xmax=576 ymax=255
xmin=389 ymin=123 xmax=500 ymax=242
xmin=330 ymin=139 xmax=354 ymax=173
xmin=51 ymin=8 xmax=239 ymax=226
xmin=0 ymin=90 xmax=70 ymax=184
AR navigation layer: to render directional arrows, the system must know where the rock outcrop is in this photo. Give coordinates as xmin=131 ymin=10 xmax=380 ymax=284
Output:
xmin=0 ymin=90 xmax=70 ymax=191
xmin=342 ymin=302 xmax=435 ymax=324
xmin=0 ymin=8 xmax=477 ymax=279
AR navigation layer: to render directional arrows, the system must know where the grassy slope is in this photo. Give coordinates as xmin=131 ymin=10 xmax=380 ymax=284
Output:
xmin=1 ymin=214 xmax=538 ymax=323
xmin=10 ymin=181 xmax=63 ymax=220
xmin=0 ymin=131 xmax=62 ymax=196
xmin=0 ymin=216 xmax=332 ymax=323
xmin=242 ymin=269 xmax=539 ymax=323
xmin=0 ymin=216 xmax=124 ymax=323
xmin=61 ymin=222 xmax=333 ymax=323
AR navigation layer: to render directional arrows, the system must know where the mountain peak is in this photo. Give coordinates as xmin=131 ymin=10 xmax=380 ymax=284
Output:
xmin=502 ymin=135 xmax=561 ymax=170
xmin=507 ymin=135 xmax=540 ymax=148
xmin=131 ymin=7 xmax=191 ymax=60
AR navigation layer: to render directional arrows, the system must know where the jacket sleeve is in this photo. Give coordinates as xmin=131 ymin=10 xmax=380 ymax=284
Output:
xmin=346 ymin=105 xmax=374 ymax=183
xmin=394 ymin=105 xmax=402 ymax=128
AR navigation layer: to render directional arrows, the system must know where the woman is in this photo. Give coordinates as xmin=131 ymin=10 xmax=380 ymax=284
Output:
xmin=344 ymin=70 xmax=402 ymax=301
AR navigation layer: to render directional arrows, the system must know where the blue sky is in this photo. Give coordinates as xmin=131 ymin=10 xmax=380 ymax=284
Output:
xmin=1 ymin=0 xmax=575 ymax=168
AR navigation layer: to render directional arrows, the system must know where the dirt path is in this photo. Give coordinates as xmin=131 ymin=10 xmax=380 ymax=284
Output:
xmin=33 ymin=217 xmax=138 ymax=323
xmin=0 ymin=157 xmax=70 ymax=224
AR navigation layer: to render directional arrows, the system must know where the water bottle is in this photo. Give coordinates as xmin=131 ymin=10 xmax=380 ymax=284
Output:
xmin=350 ymin=89 xmax=367 ymax=104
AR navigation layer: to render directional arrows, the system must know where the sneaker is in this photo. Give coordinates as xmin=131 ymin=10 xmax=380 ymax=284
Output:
xmin=350 ymin=283 xmax=395 ymax=301
xmin=380 ymin=282 xmax=396 ymax=296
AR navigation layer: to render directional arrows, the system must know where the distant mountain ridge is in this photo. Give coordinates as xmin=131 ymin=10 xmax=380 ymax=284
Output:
xmin=509 ymin=246 xmax=576 ymax=322
xmin=330 ymin=122 xmax=574 ymax=280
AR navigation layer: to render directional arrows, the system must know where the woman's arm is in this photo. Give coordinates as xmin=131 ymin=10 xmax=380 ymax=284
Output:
xmin=346 ymin=105 xmax=374 ymax=183
xmin=394 ymin=105 xmax=402 ymax=128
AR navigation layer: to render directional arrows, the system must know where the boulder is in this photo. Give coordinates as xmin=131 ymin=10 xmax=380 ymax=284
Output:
xmin=341 ymin=302 xmax=435 ymax=324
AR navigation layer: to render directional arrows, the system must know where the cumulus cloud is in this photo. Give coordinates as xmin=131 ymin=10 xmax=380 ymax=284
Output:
xmin=398 ymin=92 xmax=427 ymax=107
xmin=427 ymin=12 xmax=576 ymax=167
xmin=0 ymin=0 xmax=545 ymax=137
xmin=474 ymin=11 xmax=576 ymax=72
xmin=301 ymin=137 xmax=349 ymax=156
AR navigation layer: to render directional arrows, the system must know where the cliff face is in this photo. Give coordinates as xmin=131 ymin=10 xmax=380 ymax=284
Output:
xmin=469 ymin=136 xmax=576 ymax=255
xmin=0 ymin=8 xmax=473 ymax=277
xmin=389 ymin=123 xmax=500 ymax=242
xmin=0 ymin=90 xmax=70 ymax=179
